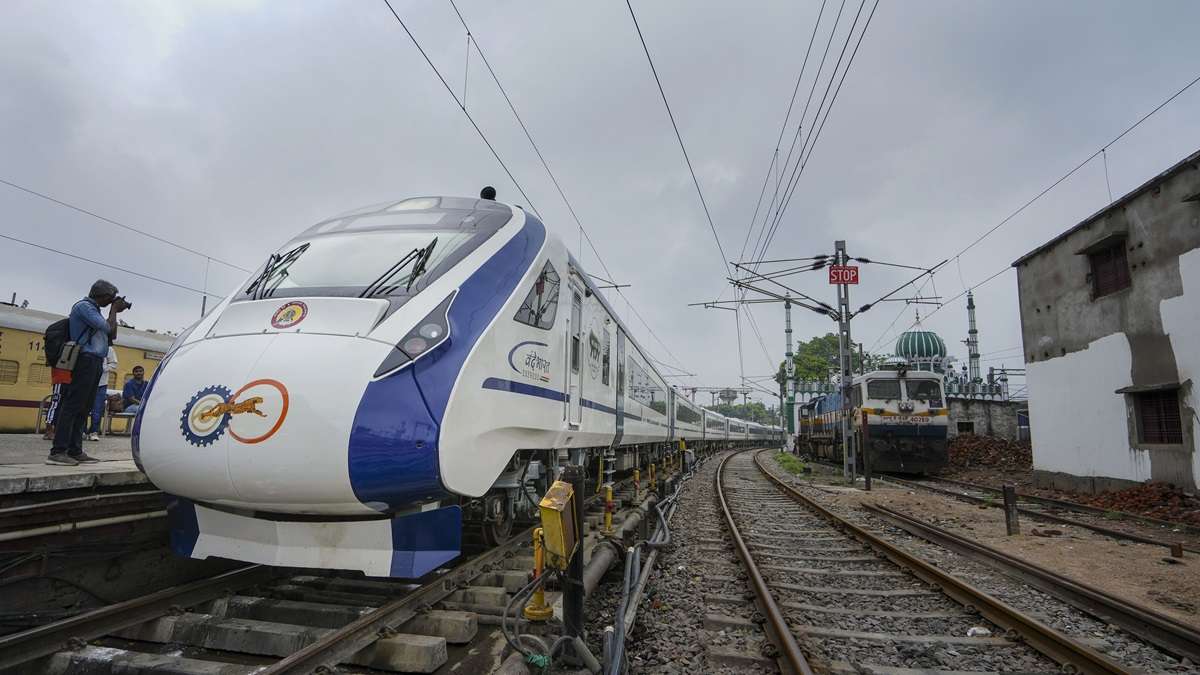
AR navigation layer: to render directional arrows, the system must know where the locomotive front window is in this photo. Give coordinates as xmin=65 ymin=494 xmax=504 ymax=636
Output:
xmin=238 ymin=229 xmax=480 ymax=300
xmin=907 ymin=380 xmax=943 ymax=405
xmin=866 ymin=379 xmax=901 ymax=400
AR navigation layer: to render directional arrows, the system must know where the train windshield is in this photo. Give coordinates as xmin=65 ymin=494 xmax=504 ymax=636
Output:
xmin=235 ymin=197 xmax=512 ymax=302
xmin=906 ymin=379 xmax=943 ymax=403
xmin=866 ymin=379 xmax=901 ymax=400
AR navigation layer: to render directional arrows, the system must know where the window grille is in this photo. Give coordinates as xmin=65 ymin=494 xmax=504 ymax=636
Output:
xmin=0 ymin=360 xmax=18 ymax=385
xmin=1135 ymin=390 xmax=1182 ymax=444
xmin=27 ymin=363 xmax=50 ymax=385
xmin=1089 ymin=242 xmax=1131 ymax=297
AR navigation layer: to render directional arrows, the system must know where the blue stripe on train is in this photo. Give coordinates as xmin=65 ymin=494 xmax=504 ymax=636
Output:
xmin=347 ymin=215 xmax=547 ymax=514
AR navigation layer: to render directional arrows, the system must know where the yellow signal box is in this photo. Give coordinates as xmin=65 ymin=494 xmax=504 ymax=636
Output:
xmin=538 ymin=480 xmax=578 ymax=570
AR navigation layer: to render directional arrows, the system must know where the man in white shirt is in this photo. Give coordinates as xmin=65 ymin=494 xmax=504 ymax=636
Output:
xmin=86 ymin=346 xmax=118 ymax=441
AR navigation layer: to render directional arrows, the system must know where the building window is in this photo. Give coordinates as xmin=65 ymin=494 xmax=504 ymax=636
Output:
xmin=27 ymin=363 xmax=50 ymax=385
xmin=1135 ymin=390 xmax=1183 ymax=444
xmin=957 ymin=421 xmax=975 ymax=434
xmin=0 ymin=360 xmax=18 ymax=385
xmin=514 ymin=262 xmax=561 ymax=329
xmin=1089 ymin=241 xmax=1131 ymax=298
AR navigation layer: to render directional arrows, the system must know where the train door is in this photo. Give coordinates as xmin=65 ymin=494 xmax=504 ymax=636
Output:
xmin=667 ymin=388 xmax=676 ymax=441
xmin=614 ymin=329 xmax=626 ymax=442
xmin=566 ymin=285 xmax=583 ymax=427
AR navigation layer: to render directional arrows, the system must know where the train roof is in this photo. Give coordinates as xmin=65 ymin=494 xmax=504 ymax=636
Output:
xmin=0 ymin=304 xmax=175 ymax=353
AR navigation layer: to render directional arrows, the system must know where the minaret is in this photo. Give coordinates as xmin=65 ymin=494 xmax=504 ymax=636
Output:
xmin=966 ymin=291 xmax=981 ymax=383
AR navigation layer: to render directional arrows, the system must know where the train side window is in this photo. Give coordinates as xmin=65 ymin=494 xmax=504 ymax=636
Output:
xmin=513 ymin=262 xmax=561 ymax=330
xmin=601 ymin=328 xmax=611 ymax=386
xmin=850 ymin=386 xmax=862 ymax=408
xmin=27 ymin=363 xmax=50 ymax=385
xmin=0 ymin=360 xmax=18 ymax=385
xmin=866 ymin=379 xmax=900 ymax=400
xmin=570 ymin=293 xmax=582 ymax=373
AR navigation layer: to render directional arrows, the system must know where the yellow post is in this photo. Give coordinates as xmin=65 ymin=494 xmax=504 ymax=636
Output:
xmin=597 ymin=456 xmax=604 ymax=494
xmin=603 ymin=485 xmax=614 ymax=534
xmin=633 ymin=469 xmax=640 ymax=501
xmin=524 ymin=528 xmax=553 ymax=621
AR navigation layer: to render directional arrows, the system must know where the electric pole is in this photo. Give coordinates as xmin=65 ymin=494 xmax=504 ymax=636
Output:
xmin=834 ymin=240 xmax=855 ymax=481
xmin=784 ymin=295 xmax=795 ymax=454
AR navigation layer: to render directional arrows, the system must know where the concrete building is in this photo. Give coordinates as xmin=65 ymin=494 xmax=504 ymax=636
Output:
xmin=1014 ymin=148 xmax=1200 ymax=493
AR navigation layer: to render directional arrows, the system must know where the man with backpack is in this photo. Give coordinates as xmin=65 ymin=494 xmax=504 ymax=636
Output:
xmin=46 ymin=280 xmax=131 ymax=466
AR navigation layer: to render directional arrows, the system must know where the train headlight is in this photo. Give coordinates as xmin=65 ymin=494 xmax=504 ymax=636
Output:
xmin=374 ymin=291 xmax=456 ymax=377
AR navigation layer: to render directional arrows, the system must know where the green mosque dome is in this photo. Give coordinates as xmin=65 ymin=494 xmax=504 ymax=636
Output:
xmin=894 ymin=330 xmax=947 ymax=360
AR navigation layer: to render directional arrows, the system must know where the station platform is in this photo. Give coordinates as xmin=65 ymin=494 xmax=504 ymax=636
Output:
xmin=0 ymin=433 xmax=150 ymax=497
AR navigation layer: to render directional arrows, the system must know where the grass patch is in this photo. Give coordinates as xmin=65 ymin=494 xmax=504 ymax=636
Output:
xmin=775 ymin=452 xmax=808 ymax=475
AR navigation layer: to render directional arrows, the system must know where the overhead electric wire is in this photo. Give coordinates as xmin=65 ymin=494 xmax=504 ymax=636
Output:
xmin=868 ymin=68 xmax=1200 ymax=351
xmin=625 ymin=0 xmax=731 ymax=277
xmin=1 ymin=232 xmax=221 ymax=298
xmin=379 ymin=0 xmax=540 ymax=217
xmin=0 ymin=178 xmax=251 ymax=273
xmin=737 ymin=0 xmax=830 ymax=267
xmin=445 ymin=0 xmax=694 ymax=377
xmin=757 ymin=0 xmax=878 ymax=264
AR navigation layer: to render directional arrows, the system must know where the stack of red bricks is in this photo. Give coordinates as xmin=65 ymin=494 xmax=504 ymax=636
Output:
xmin=947 ymin=434 xmax=1033 ymax=471
xmin=1076 ymin=482 xmax=1200 ymax=527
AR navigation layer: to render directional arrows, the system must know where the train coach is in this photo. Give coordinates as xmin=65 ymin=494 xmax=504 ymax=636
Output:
xmin=797 ymin=365 xmax=948 ymax=474
xmin=134 ymin=195 xmax=780 ymax=578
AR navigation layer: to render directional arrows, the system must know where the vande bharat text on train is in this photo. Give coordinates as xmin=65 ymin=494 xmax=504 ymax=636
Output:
xmin=133 ymin=192 xmax=782 ymax=578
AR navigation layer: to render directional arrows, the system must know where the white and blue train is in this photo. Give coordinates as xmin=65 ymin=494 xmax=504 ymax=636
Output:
xmin=134 ymin=196 xmax=781 ymax=578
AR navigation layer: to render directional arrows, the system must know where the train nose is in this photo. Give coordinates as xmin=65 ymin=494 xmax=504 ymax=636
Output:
xmin=138 ymin=332 xmax=431 ymax=515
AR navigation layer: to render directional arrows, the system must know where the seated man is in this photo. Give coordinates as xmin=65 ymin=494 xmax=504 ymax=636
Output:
xmin=122 ymin=365 xmax=148 ymax=415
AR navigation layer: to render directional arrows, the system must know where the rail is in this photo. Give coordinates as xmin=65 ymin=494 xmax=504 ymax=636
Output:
xmin=747 ymin=449 xmax=1129 ymax=674
xmin=864 ymin=502 xmax=1200 ymax=664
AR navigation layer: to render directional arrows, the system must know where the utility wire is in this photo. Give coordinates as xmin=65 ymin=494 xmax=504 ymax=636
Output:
xmin=626 ymin=0 xmax=731 ymax=277
xmin=1 ymin=232 xmax=221 ymax=298
xmin=758 ymin=0 xmax=878 ymax=263
xmin=446 ymin=0 xmax=693 ymax=376
xmin=868 ymin=68 xmax=1200 ymax=351
xmin=0 ymin=178 xmax=250 ymax=273
xmin=380 ymin=0 xmax=540 ymax=217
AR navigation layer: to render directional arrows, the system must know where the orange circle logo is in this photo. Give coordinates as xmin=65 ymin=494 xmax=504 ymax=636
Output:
xmin=227 ymin=379 xmax=289 ymax=444
xmin=271 ymin=301 xmax=308 ymax=329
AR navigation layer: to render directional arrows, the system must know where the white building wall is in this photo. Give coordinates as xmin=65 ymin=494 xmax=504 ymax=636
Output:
xmin=1160 ymin=247 xmax=1200 ymax=486
xmin=1026 ymin=332 xmax=1151 ymax=482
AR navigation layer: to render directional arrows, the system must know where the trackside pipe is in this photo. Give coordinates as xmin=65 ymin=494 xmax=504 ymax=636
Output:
xmin=583 ymin=494 xmax=656 ymax=596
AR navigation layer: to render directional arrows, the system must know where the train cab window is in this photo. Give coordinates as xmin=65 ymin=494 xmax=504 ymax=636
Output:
xmin=0 ymin=360 xmax=18 ymax=385
xmin=850 ymin=386 xmax=863 ymax=408
xmin=514 ymin=262 xmax=562 ymax=330
xmin=906 ymin=380 xmax=944 ymax=407
xmin=866 ymin=379 xmax=900 ymax=401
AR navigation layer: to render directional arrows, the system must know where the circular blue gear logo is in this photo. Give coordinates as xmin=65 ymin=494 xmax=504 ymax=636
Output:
xmin=181 ymin=385 xmax=232 ymax=447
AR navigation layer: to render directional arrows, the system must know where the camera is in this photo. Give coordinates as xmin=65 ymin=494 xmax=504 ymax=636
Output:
xmin=117 ymin=296 xmax=133 ymax=310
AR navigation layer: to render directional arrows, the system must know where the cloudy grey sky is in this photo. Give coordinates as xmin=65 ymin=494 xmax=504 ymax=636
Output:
xmin=3 ymin=0 xmax=1199 ymax=404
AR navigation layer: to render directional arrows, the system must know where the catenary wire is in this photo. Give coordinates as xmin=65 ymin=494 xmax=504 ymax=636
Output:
xmin=625 ymin=0 xmax=731 ymax=278
xmin=1 ymin=232 xmax=221 ymax=299
xmin=445 ymin=0 xmax=693 ymax=376
xmin=0 ymin=178 xmax=250 ymax=273
xmin=379 ymin=0 xmax=540 ymax=218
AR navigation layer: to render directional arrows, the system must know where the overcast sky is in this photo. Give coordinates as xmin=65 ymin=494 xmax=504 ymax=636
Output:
xmin=3 ymin=0 xmax=1199 ymax=405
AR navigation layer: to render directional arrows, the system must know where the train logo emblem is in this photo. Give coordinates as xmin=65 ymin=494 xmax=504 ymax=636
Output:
xmin=180 ymin=379 xmax=290 ymax=446
xmin=508 ymin=341 xmax=551 ymax=383
xmin=271 ymin=301 xmax=308 ymax=329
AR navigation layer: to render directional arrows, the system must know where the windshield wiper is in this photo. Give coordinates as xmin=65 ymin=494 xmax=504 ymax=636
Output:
xmin=404 ymin=237 xmax=438 ymax=292
xmin=246 ymin=243 xmax=310 ymax=300
xmin=360 ymin=247 xmax=423 ymax=298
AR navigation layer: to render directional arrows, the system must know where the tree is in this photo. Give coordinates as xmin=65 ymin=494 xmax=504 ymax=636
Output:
xmin=704 ymin=401 xmax=775 ymax=424
xmin=775 ymin=333 xmax=873 ymax=386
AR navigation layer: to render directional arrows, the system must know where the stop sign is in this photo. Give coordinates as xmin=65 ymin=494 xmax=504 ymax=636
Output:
xmin=828 ymin=265 xmax=859 ymax=284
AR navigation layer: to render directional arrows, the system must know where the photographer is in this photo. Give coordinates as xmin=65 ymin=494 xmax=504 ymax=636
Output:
xmin=47 ymin=280 xmax=131 ymax=466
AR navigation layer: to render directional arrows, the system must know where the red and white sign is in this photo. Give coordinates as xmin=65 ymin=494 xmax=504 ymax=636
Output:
xmin=828 ymin=265 xmax=859 ymax=285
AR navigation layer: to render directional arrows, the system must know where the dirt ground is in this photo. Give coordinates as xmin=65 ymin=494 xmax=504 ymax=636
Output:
xmin=793 ymin=472 xmax=1200 ymax=631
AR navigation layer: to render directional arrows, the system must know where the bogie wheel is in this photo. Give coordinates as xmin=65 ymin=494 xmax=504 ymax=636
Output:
xmin=481 ymin=494 xmax=514 ymax=547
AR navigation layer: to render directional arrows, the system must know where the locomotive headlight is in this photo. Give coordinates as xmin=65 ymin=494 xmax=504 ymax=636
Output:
xmin=403 ymin=337 xmax=429 ymax=354
xmin=374 ymin=291 xmax=456 ymax=378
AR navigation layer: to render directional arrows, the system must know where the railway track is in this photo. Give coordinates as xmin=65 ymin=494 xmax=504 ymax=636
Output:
xmin=0 ymin=477 xmax=655 ymax=674
xmin=716 ymin=449 xmax=1130 ymax=673
xmin=881 ymin=473 xmax=1200 ymax=554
